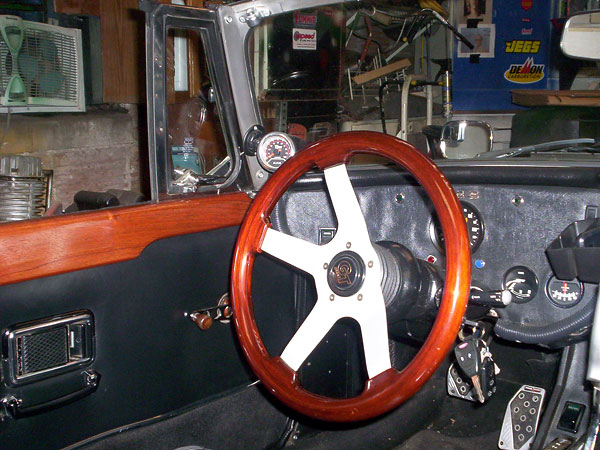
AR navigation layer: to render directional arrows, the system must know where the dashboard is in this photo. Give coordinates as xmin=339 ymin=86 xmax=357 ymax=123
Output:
xmin=271 ymin=163 xmax=600 ymax=346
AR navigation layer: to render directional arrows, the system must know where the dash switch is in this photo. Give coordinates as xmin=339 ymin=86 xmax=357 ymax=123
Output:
xmin=319 ymin=227 xmax=336 ymax=245
xmin=557 ymin=401 xmax=585 ymax=434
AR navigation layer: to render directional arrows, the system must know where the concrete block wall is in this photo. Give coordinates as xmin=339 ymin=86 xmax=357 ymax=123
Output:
xmin=0 ymin=105 xmax=145 ymax=209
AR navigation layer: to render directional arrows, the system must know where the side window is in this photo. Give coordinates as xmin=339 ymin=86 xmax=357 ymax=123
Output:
xmin=166 ymin=28 xmax=228 ymax=194
xmin=166 ymin=28 xmax=229 ymax=194
xmin=146 ymin=4 xmax=238 ymax=198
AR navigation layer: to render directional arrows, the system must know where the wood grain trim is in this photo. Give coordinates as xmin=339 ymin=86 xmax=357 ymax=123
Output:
xmin=0 ymin=192 xmax=251 ymax=287
xmin=231 ymin=131 xmax=471 ymax=422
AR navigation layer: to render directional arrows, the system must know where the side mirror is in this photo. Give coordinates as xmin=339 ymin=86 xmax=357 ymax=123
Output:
xmin=440 ymin=120 xmax=493 ymax=159
xmin=561 ymin=11 xmax=600 ymax=61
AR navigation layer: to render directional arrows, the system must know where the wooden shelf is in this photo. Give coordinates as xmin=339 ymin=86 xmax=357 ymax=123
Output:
xmin=512 ymin=90 xmax=600 ymax=107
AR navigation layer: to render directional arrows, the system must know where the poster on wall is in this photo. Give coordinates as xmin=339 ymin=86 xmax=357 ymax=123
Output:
xmin=458 ymin=0 xmax=493 ymax=24
xmin=457 ymin=24 xmax=496 ymax=57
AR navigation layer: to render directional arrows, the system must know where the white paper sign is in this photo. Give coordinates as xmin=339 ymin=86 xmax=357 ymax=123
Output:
xmin=292 ymin=28 xmax=317 ymax=50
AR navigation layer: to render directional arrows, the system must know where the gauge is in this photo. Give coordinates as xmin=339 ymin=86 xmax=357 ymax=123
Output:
xmin=546 ymin=276 xmax=583 ymax=308
xmin=503 ymin=266 xmax=539 ymax=304
xmin=256 ymin=132 xmax=296 ymax=172
xmin=429 ymin=202 xmax=484 ymax=253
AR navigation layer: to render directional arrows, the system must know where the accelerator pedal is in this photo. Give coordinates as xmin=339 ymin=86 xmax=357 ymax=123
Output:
xmin=499 ymin=385 xmax=546 ymax=450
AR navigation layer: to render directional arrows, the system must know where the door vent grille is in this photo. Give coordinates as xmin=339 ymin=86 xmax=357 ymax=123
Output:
xmin=18 ymin=327 xmax=68 ymax=376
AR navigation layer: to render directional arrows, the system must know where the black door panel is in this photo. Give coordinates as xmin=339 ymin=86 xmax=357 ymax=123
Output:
xmin=0 ymin=227 xmax=265 ymax=450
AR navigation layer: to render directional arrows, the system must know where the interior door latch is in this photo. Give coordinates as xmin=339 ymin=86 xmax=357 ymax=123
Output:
xmin=188 ymin=293 xmax=233 ymax=331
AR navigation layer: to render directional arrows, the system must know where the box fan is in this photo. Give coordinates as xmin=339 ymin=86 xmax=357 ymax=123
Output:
xmin=0 ymin=15 xmax=84 ymax=113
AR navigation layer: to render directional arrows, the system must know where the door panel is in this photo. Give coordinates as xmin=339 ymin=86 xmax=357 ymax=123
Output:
xmin=0 ymin=226 xmax=257 ymax=449
xmin=0 ymin=192 xmax=299 ymax=450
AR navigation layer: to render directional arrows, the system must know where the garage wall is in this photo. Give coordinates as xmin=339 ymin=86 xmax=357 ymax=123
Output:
xmin=0 ymin=105 xmax=146 ymax=209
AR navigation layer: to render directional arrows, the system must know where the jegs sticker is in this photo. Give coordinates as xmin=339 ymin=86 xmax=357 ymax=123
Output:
xmin=293 ymin=28 xmax=317 ymax=50
xmin=504 ymin=57 xmax=545 ymax=84
xmin=521 ymin=0 xmax=533 ymax=10
xmin=505 ymin=40 xmax=540 ymax=53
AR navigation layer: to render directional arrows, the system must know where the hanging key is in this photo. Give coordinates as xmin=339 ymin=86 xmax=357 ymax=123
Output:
xmin=478 ymin=342 xmax=499 ymax=401
xmin=454 ymin=338 xmax=485 ymax=403
xmin=448 ymin=344 xmax=497 ymax=402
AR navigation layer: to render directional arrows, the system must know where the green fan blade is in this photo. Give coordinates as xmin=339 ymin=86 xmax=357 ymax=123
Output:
xmin=0 ymin=16 xmax=26 ymax=106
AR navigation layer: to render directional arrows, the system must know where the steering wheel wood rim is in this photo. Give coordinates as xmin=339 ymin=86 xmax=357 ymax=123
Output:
xmin=231 ymin=131 xmax=471 ymax=422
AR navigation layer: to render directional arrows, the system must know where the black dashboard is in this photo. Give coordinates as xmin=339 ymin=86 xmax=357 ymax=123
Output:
xmin=272 ymin=162 xmax=600 ymax=347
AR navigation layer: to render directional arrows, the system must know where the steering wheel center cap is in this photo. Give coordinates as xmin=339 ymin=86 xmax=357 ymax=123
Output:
xmin=327 ymin=251 xmax=366 ymax=297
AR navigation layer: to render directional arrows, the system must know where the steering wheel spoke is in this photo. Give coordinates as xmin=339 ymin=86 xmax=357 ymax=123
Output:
xmin=323 ymin=164 xmax=370 ymax=243
xmin=354 ymin=290 xmax=393 ymax=379
xmin=280 ymin=299 xmax=339 ymax=371
xmin=281 ymin=282 xmax=391 ymax=379
xmin=261 ymin=226 xmax=327 ymax=277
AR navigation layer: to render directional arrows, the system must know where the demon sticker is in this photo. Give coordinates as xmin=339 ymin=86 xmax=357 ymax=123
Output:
xmin=504 ymin=57 xmax=545 ymax=84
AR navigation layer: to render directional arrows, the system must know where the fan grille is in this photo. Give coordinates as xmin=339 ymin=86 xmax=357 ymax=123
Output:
xmin=0 ymin=27 xmax=79 ymax=103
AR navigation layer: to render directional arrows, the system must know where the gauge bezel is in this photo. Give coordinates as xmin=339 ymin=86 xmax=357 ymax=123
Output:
xmin=429 ymin=201 xmax=485 ymax=254
xmin=502 ymin=265 xmax=539 ymax=304
xmin=256 ymin=132 xmax=296 ymax=172
xmin=545 ymin=275 xmax=584 ymax=308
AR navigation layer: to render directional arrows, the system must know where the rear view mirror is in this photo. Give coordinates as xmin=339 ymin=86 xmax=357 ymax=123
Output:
xmin=561 ymin=11 xmax=600 ymax=61
xmin=440 ymin=120 xmax=493 ymax=159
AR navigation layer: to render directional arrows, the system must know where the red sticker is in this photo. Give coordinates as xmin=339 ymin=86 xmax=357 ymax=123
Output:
xmin=293 ymin=11 xmax=317 ymax=27
xmin=521 ymin=0 xmax=532 ymax=11
xmin=292 ymin=28 xmax=317 ymax=50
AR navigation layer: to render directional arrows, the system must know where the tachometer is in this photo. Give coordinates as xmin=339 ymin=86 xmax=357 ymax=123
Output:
xmin=430 ymin=202 xmax=484 ymax=253
xmin=256 ymin=132 xmax=296 ymax=172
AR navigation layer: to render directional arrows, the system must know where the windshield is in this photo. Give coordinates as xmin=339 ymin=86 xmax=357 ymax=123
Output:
xmin=246 ymin=2 xmax=600 ymax=167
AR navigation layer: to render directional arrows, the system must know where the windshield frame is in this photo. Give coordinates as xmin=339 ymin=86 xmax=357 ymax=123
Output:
xmin=216 ymin=0 xmax=355 ymax=189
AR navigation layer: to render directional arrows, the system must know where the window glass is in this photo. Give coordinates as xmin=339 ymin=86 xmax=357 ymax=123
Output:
xmin=249 ymin=7 xmax=344 ymax=146
xmin=166 ymin=28 xmax=229 ymax=194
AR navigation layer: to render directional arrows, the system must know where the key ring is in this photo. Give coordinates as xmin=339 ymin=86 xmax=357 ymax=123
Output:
xmin=458 ymin=319 xmax=485 ymax=341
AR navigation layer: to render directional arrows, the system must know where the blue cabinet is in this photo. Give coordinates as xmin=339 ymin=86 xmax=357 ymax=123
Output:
xmin=453 ymin=1 xmax=555 ymax=111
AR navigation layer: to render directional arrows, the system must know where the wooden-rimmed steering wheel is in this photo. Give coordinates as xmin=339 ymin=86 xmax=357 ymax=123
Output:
xmin=231 ymin=131 xmax=471 ymax=422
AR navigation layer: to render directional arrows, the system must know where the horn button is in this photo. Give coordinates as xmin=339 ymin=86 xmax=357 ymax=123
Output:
xmin=327 ymin=251 xmax=366 ymax=297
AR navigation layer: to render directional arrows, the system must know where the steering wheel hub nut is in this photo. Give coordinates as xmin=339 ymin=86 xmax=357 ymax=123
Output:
xmin=327 ymin=251 xmax=366 ymax=297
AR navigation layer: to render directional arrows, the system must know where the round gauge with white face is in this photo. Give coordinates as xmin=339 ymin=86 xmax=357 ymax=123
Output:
xmin=256 ymin=132 xmax=296 ymax=172
xmin=546 ymin=276 xmax=584 ymax=308
xmin=503 ymin=266 xmax=539 ymax=304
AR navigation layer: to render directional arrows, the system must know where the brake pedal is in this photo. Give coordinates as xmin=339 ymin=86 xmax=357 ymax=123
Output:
xmin=447 ymin=361 xmax=476 ymax=401
xmin=447 ymin=357 xmax=497 ymax=402
xmin=498 ymin=385 xmax=546 ymax=450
